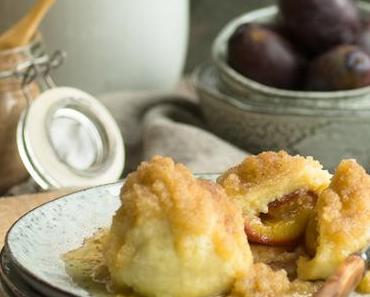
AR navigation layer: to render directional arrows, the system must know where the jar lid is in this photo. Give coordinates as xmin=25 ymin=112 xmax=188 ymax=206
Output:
xmin=17 ymin=87 xmax=125 ymax=190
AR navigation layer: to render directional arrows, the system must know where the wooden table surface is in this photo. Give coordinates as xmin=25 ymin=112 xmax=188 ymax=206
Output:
xmin=0 ymin=191 xmax=72 ymax=248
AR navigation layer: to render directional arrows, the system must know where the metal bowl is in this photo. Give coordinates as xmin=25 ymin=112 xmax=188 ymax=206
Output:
xmin=193 ymin=2 xmax=370 ymax=170
xmin=192 ymin=63 xmax=370 ymax=171
xmin=212 ymin=2 xmax=370 ymax=107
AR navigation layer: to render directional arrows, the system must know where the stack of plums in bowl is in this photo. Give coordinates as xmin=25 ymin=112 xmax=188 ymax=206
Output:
xmin=193 ymin=0 xmax=370 ymax=173
xmin=228 ymin=0 xmax=370 ymax=91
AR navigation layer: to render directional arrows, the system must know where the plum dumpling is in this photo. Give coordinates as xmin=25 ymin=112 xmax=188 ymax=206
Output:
xmin=103 ymin=156 xmax=253 ymax=297
xmin=298 ymin=159 xmax=370 ymax=281
xmin=218 ymin=151 xmax=331 ymax=246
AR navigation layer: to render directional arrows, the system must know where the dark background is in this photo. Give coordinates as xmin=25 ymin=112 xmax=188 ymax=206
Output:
xmin=186 ymin=0 xmax=273 ymax=72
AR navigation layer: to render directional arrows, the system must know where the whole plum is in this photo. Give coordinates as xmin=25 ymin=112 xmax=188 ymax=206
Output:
xmin=357 ymin=21 xmax=370 ymax=56
xmin=305 ymin=45 xmax=370 ymax=91
xmin=228 ymin=23 xmax=306 ymax=90
xmin=279 ymin=0 xmax=361 ymax=54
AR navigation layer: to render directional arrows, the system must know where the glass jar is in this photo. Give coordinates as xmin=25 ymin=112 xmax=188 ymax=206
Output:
xmin=0 ymin=37 xmax=44 ymax=194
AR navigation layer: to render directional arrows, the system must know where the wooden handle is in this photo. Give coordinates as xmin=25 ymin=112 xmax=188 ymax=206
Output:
xmin=313 ymin=254 xmax=366 ymax=297
xmin=0 ymin=0 xmax=55 ymax=49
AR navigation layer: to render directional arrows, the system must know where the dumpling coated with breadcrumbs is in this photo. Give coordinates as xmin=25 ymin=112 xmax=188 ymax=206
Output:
xmin=103 ymin=156 xmax=253 ymax=297
xmin=217 ymin=151 xmax=331 ymax=246
xmin=298 ymin=159 xmax=370 ymax=285
xmin=218 ymin=151 xmax=331 ymax=216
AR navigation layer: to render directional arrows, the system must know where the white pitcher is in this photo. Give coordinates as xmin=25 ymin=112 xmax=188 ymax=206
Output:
xmin=0 ymin=0 xmax=189 ymax=94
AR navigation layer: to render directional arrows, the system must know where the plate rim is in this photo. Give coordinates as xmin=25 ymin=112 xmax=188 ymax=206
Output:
xmin=4 ymin=179 xmax=125 ymax=297
xmin=0 ymin=248 xmax=42 ymax=297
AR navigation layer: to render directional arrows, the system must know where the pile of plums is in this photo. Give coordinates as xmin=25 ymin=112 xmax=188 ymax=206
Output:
xmin=228 ymin=0 xmax=370 ymax=91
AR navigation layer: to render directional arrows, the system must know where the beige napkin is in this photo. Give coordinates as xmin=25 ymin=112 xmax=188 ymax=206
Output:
xmin=99 ymin=81 xmax=248 ymax=175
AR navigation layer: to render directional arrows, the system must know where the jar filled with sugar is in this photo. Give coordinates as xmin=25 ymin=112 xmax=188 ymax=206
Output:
xmin=0 ymin=0 xmax=125 ymax=194
xmin=0 ymin=36 xmax=44 ymax=193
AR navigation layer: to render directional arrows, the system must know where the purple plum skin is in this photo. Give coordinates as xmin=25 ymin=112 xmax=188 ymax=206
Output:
xmin=279 ymin=0 xmax=361 ymax=54
xmin=306 ymin=45 xmax=370 ymax=91
xmin=228 ymin=23 xmax=306 ymax=90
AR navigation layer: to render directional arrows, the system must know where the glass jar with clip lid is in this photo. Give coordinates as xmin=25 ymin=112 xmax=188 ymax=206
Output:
xmin=16 ymin=49 xmax=125 ymax=191
xmin=0 ymin=36 xmax=46 ymax=193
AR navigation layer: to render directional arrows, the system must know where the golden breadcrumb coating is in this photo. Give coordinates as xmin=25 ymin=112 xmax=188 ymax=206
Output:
xmin=358 ymin=272 xmax=370 ymax=293
xmin=63 ymin=230 xmax=108 ymax=282
xmin=228 ymin=263 xmax=319 ymax=297
xmin=103 ymin=156 xmax=252 ymax=297
xmin=63 ymin=233 xmax=324 ymax=297
xmin=251 ymin=244 xmax=305 ymax=278
xmin=297 ymin=160 xmax=370 ymax=288
xmin=218 ymin=151 xmax=331 ymax=216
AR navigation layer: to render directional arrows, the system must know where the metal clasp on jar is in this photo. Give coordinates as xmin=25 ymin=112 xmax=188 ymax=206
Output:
xmin=0 ymin=50 xmax=65 ymax=104
xmin=14 ymin=49 xmax=125 ymax=191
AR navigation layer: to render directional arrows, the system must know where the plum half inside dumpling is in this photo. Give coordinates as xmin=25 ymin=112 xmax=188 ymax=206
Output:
xmin=218 ymin=151 xmax=331 ymax=246
xmin=298 ymin=160 xmax=370 ymax=285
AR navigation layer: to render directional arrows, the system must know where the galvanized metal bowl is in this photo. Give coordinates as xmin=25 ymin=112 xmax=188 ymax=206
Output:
xmin=212 ymin=2 xmax=370 ymax=107
xmin=192 ymin=63 xmax=370 ymax=171
xmin=192 ymin=2 xmax=370 ymax=171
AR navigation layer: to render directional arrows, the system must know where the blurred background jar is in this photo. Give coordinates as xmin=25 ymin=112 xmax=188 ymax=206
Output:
xmin=0 ymin=37 xmax=44 ymax=193
xmin=0 ymin=0 xmax=189 ymax=95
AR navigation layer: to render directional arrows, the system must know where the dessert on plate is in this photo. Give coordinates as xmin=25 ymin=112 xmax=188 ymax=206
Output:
xmin=218 ymin=151 xmax=331 ymax=246
xmin=104 ymin=156 xmax=252 ymax=297
xmin=297 ymin=159 xmax=370 ymax=291
xmin=63 ymin=151 xmax=370 ymax=297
